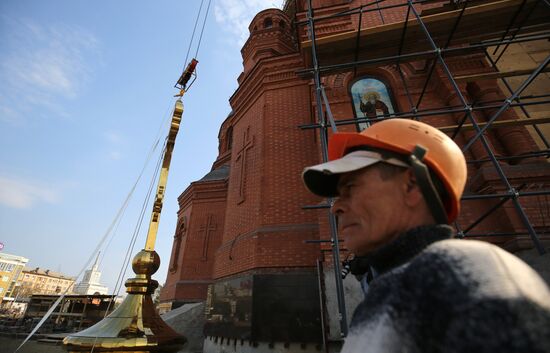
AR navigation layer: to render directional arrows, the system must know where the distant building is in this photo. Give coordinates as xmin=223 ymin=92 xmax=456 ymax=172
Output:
xmin=73 ymin=253 xmax=108 ymax=295
xmin=18 ymin=267 xmax=75 ymax=297
xmin=24 ymin=294 xmax=116 ymax=332
xmin=0 ymin=252 xmax=28 ymax=304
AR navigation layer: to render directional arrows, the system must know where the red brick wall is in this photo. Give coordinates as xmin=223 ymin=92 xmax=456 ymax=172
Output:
xmin=162 ymin=0 xmax=549 ymax=305
xmin=212 ymin=53 xmax=324 ymax=278
xmin=161 ymin=179 xmax=227 ymax=302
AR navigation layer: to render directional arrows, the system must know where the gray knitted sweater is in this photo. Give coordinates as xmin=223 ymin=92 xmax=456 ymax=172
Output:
xmin=342 ymin=225 xmax=550 ymax=353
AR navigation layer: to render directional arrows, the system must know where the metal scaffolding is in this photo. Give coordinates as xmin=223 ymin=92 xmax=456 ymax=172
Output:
xmin=294 ymin=0 xmax=550 ymax=338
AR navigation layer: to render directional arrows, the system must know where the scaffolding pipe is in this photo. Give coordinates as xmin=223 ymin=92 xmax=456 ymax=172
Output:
xmin=483 ymin=50 xmax=550 ymax=148
xmin=416 ymin=0 xmax=469 ymax=110
xmin=451 ymin=98 xmax=478 ymax=140
xmin=462 ymin=54 xmax=550 ymax=152
xmin=463 ymin=184 xmax=527 ymax=233
xmin=465 ymin=231 xmax=550 ymax=237
xmin=299 ymin=97 xmax=550 ymax=130
xmin=296 ymin=0 xmax=431 ymax=25
xmin=466 ymin=149 xmax=550 ymax=164
xmin=493 ymin=0 xmax=540 ymax=64
xmin=298 ymin=31 xmax=550 ymax=75
xmin=462 ymin=189 xmax=550 ymax=200
xmin=406 ymin=0 xmax=546 ymax=254
xmin=353 ymin=7 xmax=363 ymax=77
xmin=395 ymin=5 xmax=417 ymax=114
xmin=492 ymin=0 xmax=528 ymax=55
xmin=297 ymin=3 xmax=550 ymax=315
xmin=303 ymin=204 xmax=332 ymax=209
xmin=307 ymin=0 xmax=349 ymax=338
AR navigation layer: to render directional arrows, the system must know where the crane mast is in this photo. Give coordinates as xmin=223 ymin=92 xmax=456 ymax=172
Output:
xmin=63 ymin=60 xmax=198 ymax=352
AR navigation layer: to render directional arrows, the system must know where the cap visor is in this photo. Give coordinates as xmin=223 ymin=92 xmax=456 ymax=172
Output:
xmin=302 ymin=151 xmax=384 ymax=197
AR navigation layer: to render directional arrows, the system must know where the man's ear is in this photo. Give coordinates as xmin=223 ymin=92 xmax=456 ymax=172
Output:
xmin=402 ymin=168 xmax=424 ymax=207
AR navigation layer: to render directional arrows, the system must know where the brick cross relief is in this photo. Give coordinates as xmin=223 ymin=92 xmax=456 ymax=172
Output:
xmin=169 ymin=216 xmax=187 ymax=273
xmin=198 ymin=214 xmax=217 ymax=261
xmin=235 ymin=126 xmax=254 ymax=204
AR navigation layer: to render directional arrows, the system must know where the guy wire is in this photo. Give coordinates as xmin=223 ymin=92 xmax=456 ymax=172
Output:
xmin=195 ymin=0 xmax=213 ymax=59
xmin=184 ymin=0 xmax=205 ymax=67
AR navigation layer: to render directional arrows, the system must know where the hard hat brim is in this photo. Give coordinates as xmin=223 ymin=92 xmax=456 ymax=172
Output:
xmin=302 ymin=150 xmax=408 ymax=197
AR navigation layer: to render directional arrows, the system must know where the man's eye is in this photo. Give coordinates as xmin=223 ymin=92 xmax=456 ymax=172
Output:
xmin=339 ymin=184 xmax=354 ymax=195
xmin=337 ymin=181 xmax=356 ymax=195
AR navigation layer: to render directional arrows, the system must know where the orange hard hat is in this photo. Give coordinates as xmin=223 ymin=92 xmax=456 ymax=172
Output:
xmin=327 ymin=119 xmax=467 ymax=222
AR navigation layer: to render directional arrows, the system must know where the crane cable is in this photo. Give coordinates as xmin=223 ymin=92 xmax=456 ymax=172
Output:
xmin=91 ymin=0 xmax=216 ymax=348
xmin=183 ymin=0 xmax=205 ymax=67
xmin=194 ymin=0 xmax=213 ymax=59
xmin=13 ymin=2 xmax=212 ymax=350
xmin=90 ymin=137 xmax=168 ymax=353
xmin=12 ymin=102 xmax=173 ymax=353
xmin=181 ymin=0 xmax=212 ymax=79
xmin=98 ymin=102 xmax=174 ymax=269
xmin=107 ymin=136 xmax=167 ymax=307
xmin=93 ymin=2 xmax=213 ymax=344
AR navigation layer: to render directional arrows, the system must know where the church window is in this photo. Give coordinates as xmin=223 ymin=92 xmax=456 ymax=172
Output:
xmin=178 ymin=217 xmax=187 ymax=237
xmin=226 ymin=126 xmax=233 ymax=151
xmin=350 ymin=77 xmax=397 ymax=131
xmin=169 ymin=216 xmax=187 ymax=273
xmin=264 ymin=18 xmax=273 ymax=29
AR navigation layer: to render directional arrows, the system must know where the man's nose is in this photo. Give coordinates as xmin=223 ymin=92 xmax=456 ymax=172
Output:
xmin=331 ymin=197 xmax=344 ymax=215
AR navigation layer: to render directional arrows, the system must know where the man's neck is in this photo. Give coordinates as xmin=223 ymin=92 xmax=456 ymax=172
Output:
xmin=364 ymin=224 xmax=454 ymax=276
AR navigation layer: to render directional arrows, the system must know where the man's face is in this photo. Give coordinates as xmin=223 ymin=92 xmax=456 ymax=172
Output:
xmin=332 ymin=164 xmax=408 ymax=255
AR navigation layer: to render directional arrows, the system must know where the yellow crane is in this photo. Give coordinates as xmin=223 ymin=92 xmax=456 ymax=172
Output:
xmin=63 ymin=60 xmax=198 ymax=352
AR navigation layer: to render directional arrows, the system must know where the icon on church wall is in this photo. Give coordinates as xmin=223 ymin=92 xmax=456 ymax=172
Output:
xmin=351 ymin=77 xmax=396 ymax=130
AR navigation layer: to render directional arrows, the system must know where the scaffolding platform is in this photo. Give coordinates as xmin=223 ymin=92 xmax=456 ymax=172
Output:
xmin=300 ymin=0 xmax=550 ymax=72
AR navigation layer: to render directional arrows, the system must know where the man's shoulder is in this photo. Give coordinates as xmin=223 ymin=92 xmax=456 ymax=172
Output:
xmin=348 ymin=237 xmax=550 ymax=353
xmin=411 ymin=238 xmax=550 ymax=306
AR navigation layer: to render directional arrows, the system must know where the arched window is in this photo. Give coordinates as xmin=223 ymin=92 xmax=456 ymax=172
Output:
xmin=177 ymin=216 xmax=187 ymax=237
xmin=169 ymin=216 xmax=187 ymax=273
xmin=280 ymin=21 xmax=286 ymax=29
xmin=264 ymin=18 xmax=273 ymax=29
xmin=350 ymin=77 xmax=397 ymax=131
xmin=226 ymin=126 xmax=233 ymax=151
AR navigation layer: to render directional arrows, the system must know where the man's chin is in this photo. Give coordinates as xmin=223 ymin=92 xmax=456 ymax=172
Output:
xmin=342 ymin=236 xmax=368 ymax=255
xmin=347 ymin=240 xmax=380 ymax=257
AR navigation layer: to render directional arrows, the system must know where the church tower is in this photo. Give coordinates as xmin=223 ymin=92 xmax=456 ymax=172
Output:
xmin=162 ymin=0 xmax=550 ymax=350
xmin=162 ymin=6 xmax=325 ymax=344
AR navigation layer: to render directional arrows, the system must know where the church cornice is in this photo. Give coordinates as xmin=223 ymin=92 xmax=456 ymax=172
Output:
xmin=229 ymin=54 xmax=306 ymax=119
xmin=212 ymin=151 xmax=231 ymax=170
xmin=177 ymin=179 xmax=228 ymax=211
xmin=241 ymin=31 xmax=297 ymax=62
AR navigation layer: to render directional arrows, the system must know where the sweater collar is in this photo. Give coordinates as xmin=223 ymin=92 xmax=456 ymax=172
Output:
xmin=363 ymin=224 xmax=454 ymax=276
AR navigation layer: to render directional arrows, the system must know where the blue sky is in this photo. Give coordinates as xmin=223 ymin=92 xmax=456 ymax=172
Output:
xmin=0 ymin=0 xmax=284 ymax=295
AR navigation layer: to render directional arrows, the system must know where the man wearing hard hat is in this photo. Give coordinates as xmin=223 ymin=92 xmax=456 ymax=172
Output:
xmin=302 ymin=119 xmax=550 ymax=352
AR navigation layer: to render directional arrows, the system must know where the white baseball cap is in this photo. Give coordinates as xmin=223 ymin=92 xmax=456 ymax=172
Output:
xmin=302 ymin=150 xmax=409 ymax=197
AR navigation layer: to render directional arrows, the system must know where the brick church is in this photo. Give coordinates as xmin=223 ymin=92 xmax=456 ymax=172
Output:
xmin=160 ymin=0 xmax=549 ymax=348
